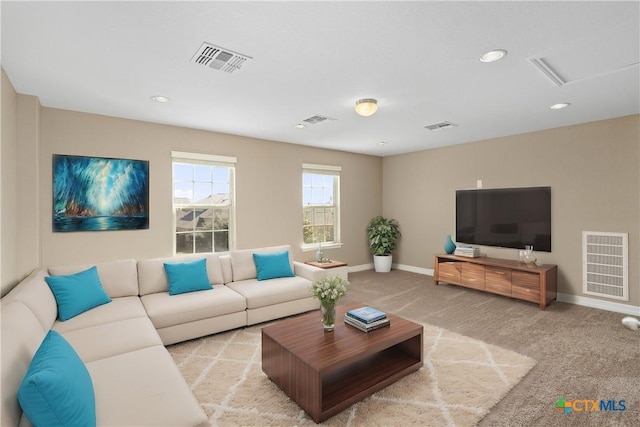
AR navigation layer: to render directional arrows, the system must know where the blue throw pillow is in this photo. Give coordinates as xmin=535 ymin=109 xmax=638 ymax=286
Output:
xmin=18 ymin=330 xmax=96 ymax=427
xmin=164 ymin=258 xmax=212 ymax=295
xmin=44 ymin=266 xmax=112 ymax=321
xmin=253 ymin=251 xmax=295 ymax=281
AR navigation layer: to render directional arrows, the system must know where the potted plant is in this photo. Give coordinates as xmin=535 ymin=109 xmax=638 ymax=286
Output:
xmin=366 ymin=216 xmax=401 ymax=273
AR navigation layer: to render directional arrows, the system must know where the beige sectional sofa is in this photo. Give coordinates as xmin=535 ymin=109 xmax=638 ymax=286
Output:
xmin=1 ymin=245 xmax=325 ymax=426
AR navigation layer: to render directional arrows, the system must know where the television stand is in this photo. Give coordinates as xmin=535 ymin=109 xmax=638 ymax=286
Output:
xmin=433 ymin=254 xmax=557 ymax=309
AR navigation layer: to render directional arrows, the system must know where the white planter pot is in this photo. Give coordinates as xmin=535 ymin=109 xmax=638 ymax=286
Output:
xmin=373 ymin=255 xmax=393 ymax=273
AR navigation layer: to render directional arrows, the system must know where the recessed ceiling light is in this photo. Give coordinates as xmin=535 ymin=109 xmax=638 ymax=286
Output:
xmin=479 ymin=49 xmax=507 ymax=63
xmin=151 ymin=95 xmax=170 ymax=103
xmin=549 ymin=103 xmax=571 ymax=110
xmin=378 ymin=141 xmax=387 ymax=146
xmin=294 ymin=123 xmax=305 ymax=129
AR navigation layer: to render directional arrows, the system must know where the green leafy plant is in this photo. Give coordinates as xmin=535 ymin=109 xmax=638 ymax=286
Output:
xmin=367 ymin=216 xmax=401 ymax=256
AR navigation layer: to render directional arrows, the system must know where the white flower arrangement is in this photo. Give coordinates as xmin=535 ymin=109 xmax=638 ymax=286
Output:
xmin=310 ymin=276 xmax=348 ymax=306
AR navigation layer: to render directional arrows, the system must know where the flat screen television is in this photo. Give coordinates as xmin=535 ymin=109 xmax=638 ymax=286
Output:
xmin=456 ymin=186 xmax=551 ymax=252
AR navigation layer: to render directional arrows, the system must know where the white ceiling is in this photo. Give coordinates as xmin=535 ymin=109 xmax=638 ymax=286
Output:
xmin=2 ymin=1 xmax=639 ymax=157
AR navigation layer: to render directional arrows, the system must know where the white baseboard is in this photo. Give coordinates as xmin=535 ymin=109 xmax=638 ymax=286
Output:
xmin=347 ymin=263 xmax=374 ymax=273
xmin=348 ymin=263 xmax=640 ymax=316
xmin=347 ymin=263 xmax=434 ymax=275
xmin=393 ymin=263 xmax=434 ymax=276
xmin=557 ymin=293 xmax=640 ymax=316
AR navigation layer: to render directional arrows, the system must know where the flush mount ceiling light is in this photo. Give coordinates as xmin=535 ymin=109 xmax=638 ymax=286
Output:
xmin=549 ymin=102 xmax=571 ymax=110
xmin=151 ymin=95 xmax=170 ymax=103
xmin=479 ymin=49 xmax=507 ymax=63
xmin=355 ymin=98 xmax=378 ymax=116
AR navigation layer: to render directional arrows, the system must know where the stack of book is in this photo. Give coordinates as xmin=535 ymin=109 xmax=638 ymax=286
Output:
xmin=454 ymin=246 xmax=480 ymax=257
xmin=344 ymin=306 xmax=390 ymax=332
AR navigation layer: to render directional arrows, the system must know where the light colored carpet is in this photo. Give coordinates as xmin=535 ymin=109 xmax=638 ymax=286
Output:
xmin=343 ymin=269 xmax=640 ymax=426
xmin=167 ymin=318 xmax=536 ymax=426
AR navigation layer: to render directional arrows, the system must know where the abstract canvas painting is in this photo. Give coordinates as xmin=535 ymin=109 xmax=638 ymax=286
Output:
xmin=52 ymin=155 xmax=149 ymax=232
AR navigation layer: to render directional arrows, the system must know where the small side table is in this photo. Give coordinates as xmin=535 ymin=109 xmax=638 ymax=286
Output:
xmin=305 ymin=260 xmax=348 ymax=281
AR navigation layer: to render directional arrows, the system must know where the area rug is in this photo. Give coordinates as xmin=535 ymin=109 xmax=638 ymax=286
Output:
xmin=167 ymin=321 xmax=536 ymax=426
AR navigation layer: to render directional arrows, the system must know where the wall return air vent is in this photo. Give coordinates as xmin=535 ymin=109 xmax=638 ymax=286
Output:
xmin=191 ymin=42 xmax=252 ymax=73
xmin=582 ymin=231 xmax=628 ymax=301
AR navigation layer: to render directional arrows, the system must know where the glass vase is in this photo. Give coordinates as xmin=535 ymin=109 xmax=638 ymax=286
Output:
xmin=523 ymin=245 xmax=537 ymax=265
xmin=315 ymin=243 xmax=324 ymax=262
xmin=320 ymin=302 xmax=336 ymax=332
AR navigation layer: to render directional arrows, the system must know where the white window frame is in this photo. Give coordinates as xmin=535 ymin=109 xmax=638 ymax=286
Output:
xmin=171 ymin=151 xmax=237 ymax=255
xmin=302 ymin=163 xmax=342 ymax=252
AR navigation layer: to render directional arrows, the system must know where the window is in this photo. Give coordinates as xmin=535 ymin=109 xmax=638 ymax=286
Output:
xmin=302 ymin=163 xmax=341 ymax=250
xmin=172 ymin=151 xmax=236 ymax=254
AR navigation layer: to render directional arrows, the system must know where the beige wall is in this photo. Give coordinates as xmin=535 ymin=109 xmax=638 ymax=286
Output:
xmin=3 ymin=64 xmax=638 ymax=310
xmin=2 ymin=70 xmax=42 ymax=297
xmin=17 ymin=95 xmax=41 ymax=276
xmin=383 ymin=115 xmax=640 ymax=308
xmin=37 ymin=108 xmax=382 ymax=268
xmin=1 ymin=69 xmax=19 ymax=296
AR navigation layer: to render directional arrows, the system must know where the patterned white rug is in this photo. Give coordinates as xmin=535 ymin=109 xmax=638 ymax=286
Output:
xmin=167 ymin=321 xmax=536 ymax=426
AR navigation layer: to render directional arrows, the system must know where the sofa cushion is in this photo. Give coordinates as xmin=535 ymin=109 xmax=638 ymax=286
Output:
xmin=141 ymin=285 xmax=247 ymax=329
xmin=45 ymin=266 xmax=112 ymax=321
xmin=48 ymin=259 xmax=139 ymax=298
xmin=53 ymin=296 xmax=148 ymax=334
xmin=230 ymin=245 xmax=293 ymax=281
xmin=86 ymin=346 xmax=207 ymax=427
xmin=1 ymin=269 xmax=58 ymax=332
xmin=226 ymin=276 xmax=313 ymax=309
xmin=253 ymin=251 xmax=295 ymax=281
xmin=59 ymin=317 xmax=163 ymax=363
xmin=156 ymin=312 xmax=248 ymax=346
xmin=220 ymin=255 xmax=233 ymax=284
xmin=0 ymin=302 xmax=48 ymax=427
xmin=246 ymin=297 xmax=320 ymax=326
xmin=164 ymin=258 xmax=212 ymax=295
xmin=138 ymin=253 xmax=224 ymax=296
xmin=18 ymin=330 xmax=96 ymax=427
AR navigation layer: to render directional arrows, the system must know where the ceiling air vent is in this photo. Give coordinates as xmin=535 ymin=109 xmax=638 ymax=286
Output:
xmin=191 ymin=42 xmax=252 ymax=74
xmin=302 ymin=115 xmax=336 ymax=125
xmin=425 ymin=121 xmax=457 ymax=131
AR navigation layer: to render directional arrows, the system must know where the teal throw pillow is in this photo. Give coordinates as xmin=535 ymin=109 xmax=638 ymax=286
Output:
xmin=44 ymin=266 xmax=112 ymax=321
xmin=18 ymin=330 xmax=96 ymax=427
xmin=253 ymin=251 xmax=295 ymax=281
xmin=164 ymin=258 xmax=212 ymax=295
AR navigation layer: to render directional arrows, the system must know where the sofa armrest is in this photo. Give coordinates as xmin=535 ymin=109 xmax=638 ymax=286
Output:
xmin=293 ymin=262 xmax=327 ymax=282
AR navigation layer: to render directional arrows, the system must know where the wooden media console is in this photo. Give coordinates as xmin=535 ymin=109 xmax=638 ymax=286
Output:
xmin=434 ymin=254 xmax=557 ymax=309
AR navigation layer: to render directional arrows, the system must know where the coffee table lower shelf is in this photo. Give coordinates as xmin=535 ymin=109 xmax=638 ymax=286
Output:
xmin=262 ymin=303 xmax=423 ymax=423
xmin=320 ymin=346 xmax=421 ymax=414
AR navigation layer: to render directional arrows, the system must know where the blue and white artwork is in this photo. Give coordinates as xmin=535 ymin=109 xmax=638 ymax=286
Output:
xmin=52 ymin=155 xmax=149 ymax=232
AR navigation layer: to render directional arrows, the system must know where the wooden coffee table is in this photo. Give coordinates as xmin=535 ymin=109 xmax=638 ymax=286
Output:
xmin=261 ymin=302 xmax=423 ymax=423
